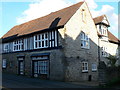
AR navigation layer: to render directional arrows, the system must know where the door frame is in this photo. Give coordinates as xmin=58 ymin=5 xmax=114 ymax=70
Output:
xmin=17 ymin=57 xmax=25 ymax=75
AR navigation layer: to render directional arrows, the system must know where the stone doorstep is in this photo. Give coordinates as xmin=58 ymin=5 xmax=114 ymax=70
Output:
xmin=68 ymin=81 xmax=99 ymax=87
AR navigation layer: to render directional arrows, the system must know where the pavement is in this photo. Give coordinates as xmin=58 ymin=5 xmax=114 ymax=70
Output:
xmin=2 ymin=73 xmax=97 ymax=89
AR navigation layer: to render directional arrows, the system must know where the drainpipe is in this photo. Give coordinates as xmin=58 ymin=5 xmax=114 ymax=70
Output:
xmin=98 ymin=36 xmax=100 ymax=63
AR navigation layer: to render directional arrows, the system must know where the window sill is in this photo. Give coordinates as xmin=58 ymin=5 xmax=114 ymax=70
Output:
xmin=81 ymin=47 xmax=90 ymax=50
xmin=82 ymin=71 xmax=88 ymax=73
xmin=92 ymin=70 xmax=97 ymax=72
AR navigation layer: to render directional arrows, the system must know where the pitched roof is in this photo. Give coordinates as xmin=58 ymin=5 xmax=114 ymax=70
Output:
xmin=93 ymin=14 xmax=110 ymax=26
xmin=93 ymin=15 xmax=119 ymax=43
xmin=108 ymin=31 xmax=119 ymax=43
xmin=2 ymin=2 xmax=84 ymax=39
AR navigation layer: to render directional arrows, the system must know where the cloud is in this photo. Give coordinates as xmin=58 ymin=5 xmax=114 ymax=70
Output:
xmin=17 ymin=0 xmax=72 ymax=24
xmin=16 ymin=0 xmax=118 ymax=37
xmin=90 ymin=4 xmax=118 ymax=37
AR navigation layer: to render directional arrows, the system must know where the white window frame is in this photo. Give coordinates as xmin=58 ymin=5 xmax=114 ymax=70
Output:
xmin=100 ymin=25 xmax=108 ymax=36
xmin=101 ymin=46 xmax=108 ymax=57
xmin=2 ymin=59 xmax=7 ymax=68
xmin=81 ymin=32 xmax=90 ymax=49
xmin=34 ymin=32 xmax=48 ymax=49
xmin=82 ymin=62 xmax=88 ymax=72
xmin=92 ymin=63 xmax=97 ymax=71
xmin=13 ymin=39 xmax=24 ymax=51
xmin=4 ymin=43 xmax=9 ymax=52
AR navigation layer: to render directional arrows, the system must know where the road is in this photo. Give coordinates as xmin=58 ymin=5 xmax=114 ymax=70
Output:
xmin=2 ymin=73 xmax=95 ymax=89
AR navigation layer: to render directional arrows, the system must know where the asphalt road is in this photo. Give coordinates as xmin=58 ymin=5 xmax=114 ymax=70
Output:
xmin=2 ymin=73 xmax=95 ymax=89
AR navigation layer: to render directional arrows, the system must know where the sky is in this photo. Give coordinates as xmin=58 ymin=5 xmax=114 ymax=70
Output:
xmin=0 ymin=0 xmax=119 ymax=39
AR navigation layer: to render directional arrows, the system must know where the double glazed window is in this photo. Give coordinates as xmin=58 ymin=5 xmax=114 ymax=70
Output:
xmin=81 ymin=32 xmax=89 ymax=49
xmin=82 ymin=62 xmax=88 ymax=72
xmin=34 ymin=33 xmax=48 ymax=49
xmin=13 ymin=39 xmax=24 ymax=51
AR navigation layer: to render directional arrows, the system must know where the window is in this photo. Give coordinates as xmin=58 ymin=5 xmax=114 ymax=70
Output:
xmin=34 ymin=32 xmax=48 ymax=49
xmin=116 ymin=49 xmax=119 ymax=58
xmin=82 ymin=62 xmax=88 ymax=72
xmin=82 ymin=9 xmax=86 ymax=22
xmin=81 ymin=32 xmax=89 ymax=49
xmin=92 ymin=63 xmax=97 ymax=71
xmin=39 ymin=61 xmax=48 ymax=74
xmin=101 ymin=47 xmax=108 ymax=57
xmin=100 ymin=25 xmax=108 ymax=36
xmin=34 ymin=31 xmax=58 ymax=49
xmin=2 ymin=59 xmax=6 ymax=68
xmin=13 ymin=39 xmax=24 ymax=51
xmin=4 ymin=43 xmax=9 ymax=52
xmin=49 ymin=31 xmax=55 ymax=47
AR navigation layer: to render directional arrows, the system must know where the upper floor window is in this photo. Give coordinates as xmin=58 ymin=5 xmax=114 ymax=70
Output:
xmin=82 ymin=62 xmax=88 ymax=72
xmin=4 ymin=43 xmax=9 ymax=52
xmin=13 ymin=39 xmax=24 ymax=51
xmin=99 ymin=25 xmax=108 ymax=36
xmin=81 ymin=32 xmax=90 ymax=49
xmin=101 ymin=46 xmax=108 ymax=57
xmin=82 ymin=9 xmax=86 ymax=22
xmin=34 ymin=30 xmax=58 ymax=49
xmin=34 ymin=32 xmax=48 ymax=49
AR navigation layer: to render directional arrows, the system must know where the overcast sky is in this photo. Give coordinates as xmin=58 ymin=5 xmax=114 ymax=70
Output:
xmin=0 ymin=0 xmax=119 ymax=38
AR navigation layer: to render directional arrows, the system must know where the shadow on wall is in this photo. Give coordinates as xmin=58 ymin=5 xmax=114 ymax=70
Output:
xmin=58 ymin=29 xmax=120 ymax=83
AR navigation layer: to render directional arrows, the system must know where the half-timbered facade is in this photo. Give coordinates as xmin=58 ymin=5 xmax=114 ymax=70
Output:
xmin=1 ymin=1 xmax=120 ymax=83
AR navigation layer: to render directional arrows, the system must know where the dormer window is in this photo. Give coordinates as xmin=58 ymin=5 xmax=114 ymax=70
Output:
xmin=99 ymin=25 xmax=108 ymax=36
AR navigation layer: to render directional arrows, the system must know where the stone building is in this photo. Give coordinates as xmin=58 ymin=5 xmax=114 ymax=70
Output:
xmin=93 ymin=15 xmax=120 ymax=66
xmin=1 ymin=1 xmax=120 ymax=83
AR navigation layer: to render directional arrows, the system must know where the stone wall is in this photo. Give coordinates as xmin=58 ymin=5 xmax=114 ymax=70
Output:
xmin=63 ymin=2 xmax=99 ymax=82
xmin=98 ymin=61 xmax=120 ymax=86
xmin=2 ymin=49 xmax=65 ymax=81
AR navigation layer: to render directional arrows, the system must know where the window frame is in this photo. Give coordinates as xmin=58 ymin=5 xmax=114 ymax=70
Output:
xmin=82 ymin=62 xmax=88 ymax=72
xmin=13 ymin=39 xmax=24 ymax=51
xmin=34 ymin=32 xmax=48 ymax=49
xmin=82 ymin=9 xmax=86 ymax=22
xmin=2 ymin=59 xmax=7 ymax=68
xmin=4 ymin=43 xmax=9 ymax=52
xmin=92 ymin=63 xmax=97 ymax=71
xmin=100 ymin=25 xmax=108 ymax=36
xmin=81 ymin=32 xmax=90 ymax=49
xmin=101 ymin=46 xmax=108 ymax=57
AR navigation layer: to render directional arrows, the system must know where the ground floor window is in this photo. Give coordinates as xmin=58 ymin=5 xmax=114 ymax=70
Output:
xmin=82 ymin=62 xmax=88 ymax=72
xmin=2 ymin=59 xmax=6 ymax=68
xmin=34 ymin=61 xmax=48 ymax=76
xmin=92 ymin=63 xmax=97 ymax=71
xmin=32 ymin=55 xmax=49 ymax=79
